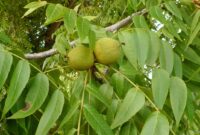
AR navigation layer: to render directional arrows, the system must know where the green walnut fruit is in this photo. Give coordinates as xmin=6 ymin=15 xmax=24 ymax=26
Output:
xmin=68 ymin=45 xmax=94 ymax=70
xmin=94 ymin=37 xmax=120 ymax=65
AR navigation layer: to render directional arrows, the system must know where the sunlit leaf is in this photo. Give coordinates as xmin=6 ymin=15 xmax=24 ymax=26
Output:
xmin=146 ymin=31 xmax=161 ymax=65
xmin=165 ymin=23 xmax=181 ymax=40
xmin=0 ymin=51 xmax=13 ymax=90
xmin=149 ymin=6 xmax=167 ymax=24
xmin=119 ymin=122 xmax=137 ymax=135
xmin=135 ymin=28 xmax=150 ymax=67
xmin=2 ymin=60 xmax=30 ymax=117
xmin=152 ymin=69 xmax=170 ymax=109
xmin=22 ymin=1 xmax=47 ymax=18
xmin=165 ymin=1 xmax=182 ymax=20
xmin=8 ymin=73 xmax=49 ymax=119
xmin=76 ymin=17 xmax=90 ymax=42
xmin=64 ymin=9 xmax=77 ymax=33
xmin=45 ymin=4 xmax=67 ymax=25
xmin=159 ymin=41 xmax=174 ymax=74
xmin=170 ymin=77 xmax=187 ymax=125
xmin=118 ymin=31 xmax=138 ymax=68
xmin=140 ymin=112 xmax=169 ymax=135
xmin=88 ymin=30 xmax=96 ymax=49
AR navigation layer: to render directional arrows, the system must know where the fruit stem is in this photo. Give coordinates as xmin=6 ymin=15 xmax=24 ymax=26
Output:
xmin=77 ymin=71 xmax=88 ymax=135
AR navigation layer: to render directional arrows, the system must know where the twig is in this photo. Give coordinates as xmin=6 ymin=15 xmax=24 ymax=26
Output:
xmin=25 ymin=9 xmax=147 ymax=59
xmin=105 ymin=8 xmax=147 ymax=32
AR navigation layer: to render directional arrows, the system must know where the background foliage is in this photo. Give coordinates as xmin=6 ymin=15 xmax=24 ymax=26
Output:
xmin=0 ymin=0 xmax=200 ymax=135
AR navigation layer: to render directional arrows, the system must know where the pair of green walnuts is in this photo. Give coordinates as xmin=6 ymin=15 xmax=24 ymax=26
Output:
xmin=68 ymin=37 xmax=120 ymax=70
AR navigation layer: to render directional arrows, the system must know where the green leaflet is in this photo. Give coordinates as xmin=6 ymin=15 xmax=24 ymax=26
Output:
xmin=140 ymin=112 xmax=169 ymax=135
xmin=8 ymin=73 xmax=49 ymax=119
xmin=170 ymin=77 xmax=187 ymax=125
xmin=35 ymin=90 xmax=64 ymax=135
xmin=0 ymin=51 xmax=13 ymax=90
xmin=2 ymin=60 xmax=30 ymax=117
xmin=118 ymin=31 xmax=138 ymax=69
xmin=64 ymin=9 xmax=77 ymax=34
xmin=146 ymin=31 xmax=161 ymax=65
xmin=59 ymin=101 xmax=80 ymax=128
xmin=111 ymin=88 xmax=145 ymax=129
xmin=165 ymin=1 xmax=182 ymax=20
xmin=76 ymin=17 xmax=90 ymax=42
xmin=152 ymin=69 xmax=170 ymax=109
xmin=22 ymin=1 xmax=47 ymax=18
xmin=84 ymin=104 xmax=114 ymax=135
xmin=86 ymin=83 xmax=111 ymax=108
xmin=45 ymin=4 xmax=67 ymax=25
xmin=173 ymin=53 xmax=182 ymax=78
xmin=159 ymin=41 xmax=174 ymax=74
xmin=135 ymin=28 xmax=150 ymax=68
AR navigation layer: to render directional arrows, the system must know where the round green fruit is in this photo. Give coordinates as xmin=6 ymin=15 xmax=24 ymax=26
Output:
xmin=68 ymin=45 xmax=94 ymax=70
xmin=94 ymin=37 xmax=120 ymax=65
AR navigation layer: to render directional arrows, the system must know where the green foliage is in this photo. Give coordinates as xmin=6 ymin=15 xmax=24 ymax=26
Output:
xmin=1 ymin=0 xmax=200 ymax=134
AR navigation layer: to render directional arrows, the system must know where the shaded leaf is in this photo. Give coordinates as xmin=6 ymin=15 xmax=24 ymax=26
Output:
xmin=111 ymin=88 xmax=145 ymax=129
xmin=140 ymin=112 xmax=169 ymax=135
xmin=86 ymin=83 xmax=111 ymax=108
xmin=8 ymin=73 xmax=49 ymax=119
xmin=35 ymin=90 xmax=64 ymax=135
xmin=3 ymin=60 xmax=30 ymax=117
xmin=183 ymin=63 xmax=200 ymax=82
xmin=173 ymin=53 xmax=182 ymax=78
xmin=84 ymin=104 xmax=114 ymax=135
xmin=191 ymin=10 xmax=200 ymax=32
xmin=59 ymin=101 xmax=80 ymax=128
xmin=120 ymin=122 xmax=137 ymax=135
xmin=183 ymin=47 xmax=200 ymax=65
xmin=0 ymin=31 xmax=12 ymax=44
xmin=99 ymin=83 xmax=113 ymax=101
xmin=170 ymin=77 xmax=187 ymax=125
xmin=111 ymin=73 xmax=126 ymax=98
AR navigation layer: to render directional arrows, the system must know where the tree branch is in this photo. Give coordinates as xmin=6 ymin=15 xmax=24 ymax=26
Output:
xmin=25 ymin=9 xmax=147 ymax=59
